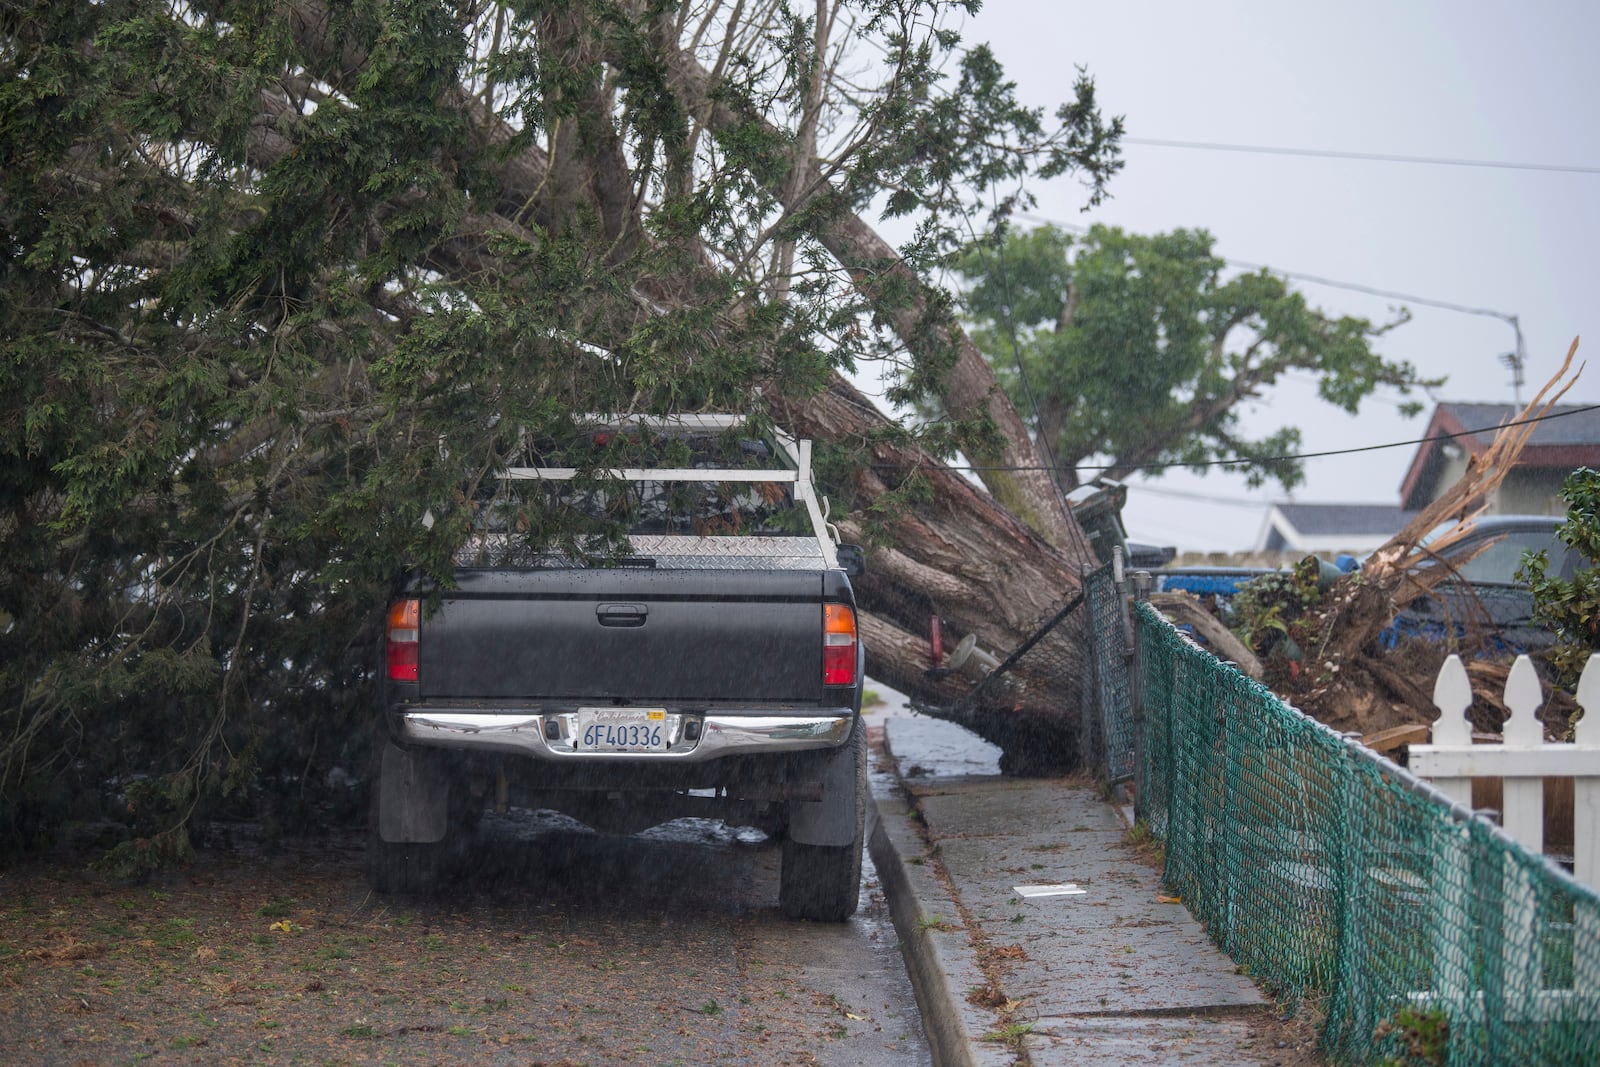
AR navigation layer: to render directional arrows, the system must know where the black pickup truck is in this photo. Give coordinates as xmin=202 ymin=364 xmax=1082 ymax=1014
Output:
xmin=372 ymin=416 xmax=869 ymax=920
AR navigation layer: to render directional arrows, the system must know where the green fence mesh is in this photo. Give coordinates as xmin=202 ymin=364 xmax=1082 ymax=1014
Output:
xmin=1135 ymin=602 xmax=1600 ymax=1065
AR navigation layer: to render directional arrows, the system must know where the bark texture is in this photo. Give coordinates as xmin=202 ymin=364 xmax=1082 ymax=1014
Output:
xmin=773 ymin=378 xmax=1097 ymax=772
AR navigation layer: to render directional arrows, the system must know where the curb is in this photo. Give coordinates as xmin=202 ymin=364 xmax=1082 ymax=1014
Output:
xmin=867 ymin=743 xmax=1012 ymax=1067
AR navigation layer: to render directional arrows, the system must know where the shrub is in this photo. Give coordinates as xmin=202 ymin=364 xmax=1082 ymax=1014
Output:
xmin=1519 ymin=467 xmax=1600 ymax=692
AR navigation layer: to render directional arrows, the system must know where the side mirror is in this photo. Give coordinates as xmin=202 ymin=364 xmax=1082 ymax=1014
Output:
xmin=836 ymin=544 xmax=867 ymax=579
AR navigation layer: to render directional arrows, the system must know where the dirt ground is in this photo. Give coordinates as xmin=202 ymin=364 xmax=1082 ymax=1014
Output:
xmin=0 ymin=823 xmax=929 ymax=1067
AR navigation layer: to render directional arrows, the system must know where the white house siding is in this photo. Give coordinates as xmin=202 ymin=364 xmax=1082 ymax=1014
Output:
xmin=1496 ymin=469 xmax=1572 ymax=515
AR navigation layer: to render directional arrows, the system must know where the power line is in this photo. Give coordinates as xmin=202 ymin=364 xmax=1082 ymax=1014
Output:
xmin=1123 ymin=137 xmax=1600 ymax=176
xmin=1228 ymin=261 xmax=1518 ymax=323
xmin=1013 ymin=211 xmax=1518 ymax=322
xmin=1012 ymin=209 xmax=1530 ymax=393
xmin=1215 ymin=253 xmax=1529 ymax=393
xmin=876 ymin=403 xmax=1600 ymax=478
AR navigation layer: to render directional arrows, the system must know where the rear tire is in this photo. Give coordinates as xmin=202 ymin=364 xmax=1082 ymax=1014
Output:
xmin=779 ymin=725 xmax=866 ymax=921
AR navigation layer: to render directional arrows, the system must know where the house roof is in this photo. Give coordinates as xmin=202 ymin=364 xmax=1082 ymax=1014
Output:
xmin=1437 ymin=402 xmax=1600 ymax=448
xmin=1255 ymin=502 xmax=1416 ymax=553
xmin=1398 ymin=402 xmax=1600 ymax=509
xmin=1272 ymin=503 xmax=1417 ymax=536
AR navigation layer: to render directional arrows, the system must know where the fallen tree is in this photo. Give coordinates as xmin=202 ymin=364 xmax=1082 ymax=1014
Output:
xmin=1 ymin=0 xmax=1117 ymax=851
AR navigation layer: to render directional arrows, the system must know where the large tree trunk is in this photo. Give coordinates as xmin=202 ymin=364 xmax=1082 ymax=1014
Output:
xmin=646 ymin=32 xmax=1101 ymax=770
xmin=773 ymin=378 xmax=1095 ymax=773
xmin=649 ymin=34 xmax=1085 ymax=553
xmin=812 ymin=213 xmax=1083 ymax=550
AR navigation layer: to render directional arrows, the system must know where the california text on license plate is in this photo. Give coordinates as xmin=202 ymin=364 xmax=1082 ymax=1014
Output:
xmin=575 ymin=708 xmax=668 ymax=752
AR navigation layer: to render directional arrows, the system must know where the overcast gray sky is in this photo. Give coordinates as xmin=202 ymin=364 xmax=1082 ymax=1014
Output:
xmin=957 ymin=0 xmax=1600 ymax=551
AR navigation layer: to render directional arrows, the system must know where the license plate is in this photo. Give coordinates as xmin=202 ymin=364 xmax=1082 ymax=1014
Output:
xmin=575 ymin=708 xmax=669 ymax=752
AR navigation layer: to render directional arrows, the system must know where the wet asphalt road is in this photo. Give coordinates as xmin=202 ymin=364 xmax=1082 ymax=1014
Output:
xmin=398 ymin=804 xmax=935 ymax=1067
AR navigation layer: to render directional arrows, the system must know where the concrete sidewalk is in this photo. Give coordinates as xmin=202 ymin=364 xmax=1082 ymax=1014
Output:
xmin=867 ymin=712 xmax=1289 ymax=1067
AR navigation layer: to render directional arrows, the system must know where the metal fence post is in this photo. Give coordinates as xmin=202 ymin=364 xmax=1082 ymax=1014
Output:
xmin=1131 ymin=571 xmax=1151 ymax=824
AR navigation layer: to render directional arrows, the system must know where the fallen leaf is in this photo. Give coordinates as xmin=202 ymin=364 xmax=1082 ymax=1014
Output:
xmin=23 ymin=936 xmax=103 ymax=963
xmin=1157 ymin=895 xmax=1182 ymax=905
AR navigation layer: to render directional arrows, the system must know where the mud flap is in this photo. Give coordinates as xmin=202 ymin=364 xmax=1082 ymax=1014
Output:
xmin=375 ymin=741 xmax=449 ymax=843
xmin=786 ymin=721 xmax=864 ymax=847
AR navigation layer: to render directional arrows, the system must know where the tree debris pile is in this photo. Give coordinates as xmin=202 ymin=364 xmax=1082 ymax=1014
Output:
xmin=1165 ymin=341 xmax=1584 ymax=744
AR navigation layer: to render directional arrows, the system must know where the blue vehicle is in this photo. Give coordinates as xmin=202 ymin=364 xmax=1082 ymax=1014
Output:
xmin=1154 ymin=565 xmax=1282 ymax=600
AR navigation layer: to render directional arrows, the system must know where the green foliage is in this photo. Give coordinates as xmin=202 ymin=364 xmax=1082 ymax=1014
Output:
xmin=1374 ymin=1005 xmax=1449 ymax=1067
xmin=952 ymin=224 xmax=1435 ymax=490
xmin=1520 ymin=467 xmax=1600 ymax=689
xmin=91 ymin=827 xmax=197 ymax=882
xmin=1229 ymin=557 xmax=1332 ymax=666
xmin=0 ymin=1 xmax=1120 ymax=856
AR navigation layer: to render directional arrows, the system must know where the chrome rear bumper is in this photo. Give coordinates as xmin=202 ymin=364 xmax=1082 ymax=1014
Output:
xmin=397 ymin=709 xmax=851 ymax=762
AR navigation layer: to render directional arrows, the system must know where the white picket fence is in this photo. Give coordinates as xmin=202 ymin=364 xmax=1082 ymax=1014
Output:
xmin=1412 ymin=653 xmax=1600 ymax=886
xmin=1410 ymin=653 xmax=1600 ymax=1022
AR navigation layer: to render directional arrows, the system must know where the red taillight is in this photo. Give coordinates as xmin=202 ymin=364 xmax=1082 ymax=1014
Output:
xmin=823 ymin=603 xmax=857 ymax=687
xmin=387 ymin=599 xmax=419 ymax=682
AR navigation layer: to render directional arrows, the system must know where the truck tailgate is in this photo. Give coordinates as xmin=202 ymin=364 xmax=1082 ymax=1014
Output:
xmin=416 ymin=568 xmax=830 ymax=703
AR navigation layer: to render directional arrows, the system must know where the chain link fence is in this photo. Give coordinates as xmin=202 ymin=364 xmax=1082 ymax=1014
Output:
xmin=1135 ymin=601 xmax=1600 ymax=1064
